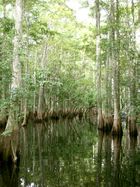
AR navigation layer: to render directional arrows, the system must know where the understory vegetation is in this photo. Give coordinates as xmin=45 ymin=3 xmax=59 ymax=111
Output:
xmin=0 ymin=0 xmax=140 ymax=136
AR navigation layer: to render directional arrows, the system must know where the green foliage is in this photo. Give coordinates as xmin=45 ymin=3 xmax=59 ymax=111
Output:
xmin=0 ymin=0 xmax=139 ymax=121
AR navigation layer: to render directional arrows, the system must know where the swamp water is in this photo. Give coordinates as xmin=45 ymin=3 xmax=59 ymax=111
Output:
xmin=0 ymin=119 xmax=140 ymax=187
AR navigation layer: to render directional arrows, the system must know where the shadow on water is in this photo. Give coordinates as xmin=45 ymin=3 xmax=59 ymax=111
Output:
xmin=0 ymin=120 xmax=140 ymax=186
xmin=0 ymin=130 xmax=19 ymax=187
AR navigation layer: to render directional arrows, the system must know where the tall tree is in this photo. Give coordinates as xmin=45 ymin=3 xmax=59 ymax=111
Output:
xmin=5 ymin=0 xmax=23 ymax=132
xmin=103 ymin=32 xmax=113 ymax=131
xmin=111 ymin=0 xmax=122 ymax=135
xmin=128 ymin=0 xmax=138 ymax=136
xmin=37 ymin=44 xmax=48 ymax=120
xmin=95 ymin=0 xmax=104 ymax=129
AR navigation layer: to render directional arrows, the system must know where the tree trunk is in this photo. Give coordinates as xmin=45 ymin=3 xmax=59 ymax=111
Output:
xmin=112 ymin=137 xmax=122 ymax=186
xmin=0 ymin=2 xmax=7 ymax=126
xmin=96 ymin=131 xmax=104 ymax=186
xmin=128 ymin=65 xmax=138 ymax=136
xmin=22 ymin=14 xmax=30 ymax=126
xmin=110 ymin=0 xmax=122 ymax=136
xmin=103 ymin=33 xmax=113 ymax=131
xmin=37 ymin=44 xmax=48 ymax=120
xmin=95 ymin=0 xmax=104 ymax=130
xmin=5 ymin=0 xmax=23 ymax=132
xmin=128 ymin=0 xmax=138 ymax=137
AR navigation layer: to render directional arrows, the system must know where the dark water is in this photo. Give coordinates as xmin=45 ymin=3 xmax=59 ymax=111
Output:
xmin=0 ymin=119 xmax=140 ymax=187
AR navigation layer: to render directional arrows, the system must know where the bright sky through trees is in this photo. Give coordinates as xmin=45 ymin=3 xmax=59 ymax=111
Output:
xmin=67 ymin=0 xmax=140 ymax=50
xmin=66 ymin=0 xmax=94 ymax=24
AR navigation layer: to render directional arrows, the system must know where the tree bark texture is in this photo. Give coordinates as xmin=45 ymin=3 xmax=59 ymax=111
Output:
xmin=37 ymin=44 xmax=48 ymax=120
xmin=95 ymin=0 xmax=104 ymax=130
xmin=5 ymin=0 xmax=23 ymax=132
xmin=128 ymin=0 xmax=138 ymax=137
xmin=110 ymin=0 xmax=122 ymax=136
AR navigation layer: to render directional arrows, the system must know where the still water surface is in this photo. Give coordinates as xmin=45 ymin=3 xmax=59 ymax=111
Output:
xmin=0 ymin=119 xmax=140 ymax=187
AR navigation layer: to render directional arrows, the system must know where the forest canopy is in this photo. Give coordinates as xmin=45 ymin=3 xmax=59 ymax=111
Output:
xmin=0 ymin=0 xmax=140 ymax=135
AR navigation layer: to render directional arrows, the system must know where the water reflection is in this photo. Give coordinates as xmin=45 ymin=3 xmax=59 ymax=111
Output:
xmin=112 ymin=137 xmax=122 ymax=187
xmin=0 ymin=120 xmax=140 ymax=187
xmin=0 ymin=131 xmax=19 ymax=187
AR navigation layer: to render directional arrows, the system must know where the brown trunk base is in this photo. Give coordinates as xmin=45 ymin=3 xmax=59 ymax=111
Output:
xmin=129 ymin=129 xmax=138 ymax=137
xmin=21 ymin=114 xmax=29 ymax=127
xmin=0 ymin=117 xmax=7 ymax=128
xmin=97 ymin=112 xmax=104 ymax=130
xmin=4 ymin=111 xmax=19 ymax=133
xmin=112 ymin=127 xmax=123 ymax=136
xmin=0 ymin=130 xmax=19 ymax=163
xmin=30 ymin=108 xmax=90 ymax=122
xmin=112 ymin=119 xmax=123 ymax=136
xmin=103 ymin=115 xmax=113 ymax=132
xmin=36 ymin=112 xmax=45 ymax=121
xmin=21 ymin=119 xmax=28 ymax=127
xmin=128 ymin=117 xmax=138 ymax=137
xmin=103 ymin=123 xmax=112 ymax=132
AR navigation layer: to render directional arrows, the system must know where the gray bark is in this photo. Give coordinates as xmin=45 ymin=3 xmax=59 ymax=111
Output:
xmin=110 ymin=0 xmax=122 ymax=135
xmin=5 ymin=0 xmax=23 ymax=132
xmin=37 ymin=44 xmax=48 ymax=120
xmin=95 ymin=0 xmax=104 ymax=129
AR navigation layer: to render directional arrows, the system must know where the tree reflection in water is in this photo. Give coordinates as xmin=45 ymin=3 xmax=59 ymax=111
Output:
xmin=0 ymin=120 xmax=140 ymax=187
